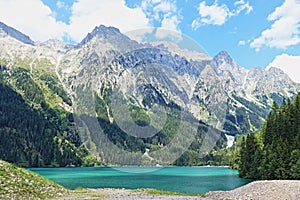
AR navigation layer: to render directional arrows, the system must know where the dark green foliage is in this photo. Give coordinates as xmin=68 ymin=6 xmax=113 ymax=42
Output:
xmin=233 ymin=94 xmax=268 ymax=118
xmin=174 ymin=150 xmax=202 ymax=166
xmin=289 ymin=150 xmax=300 ymax=179
xmin=129 ymin=104 xmax=151 ymax=126
xmin=39 ymin=74 xmax=72 ymax=105
xmin=238 ymin=93 xmax=300 ymax=180
xmin=90 ymin=90 xmax=225 ymax=166
xmin=238 ymin=134 xmax=261 ymax=179
xmin=0 ymin=70 xmax=98 ymax=167
xmin=0 ymin=81 xmax=53 ymax=166
xmin=98 ymin=117 xmax=146 ymax=152
xmin=12 ymin=68 xmax=44 ymax=105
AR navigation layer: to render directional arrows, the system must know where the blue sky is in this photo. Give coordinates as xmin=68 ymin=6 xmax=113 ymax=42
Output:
xmin=0 ymin=0 xmax=299 ymax=82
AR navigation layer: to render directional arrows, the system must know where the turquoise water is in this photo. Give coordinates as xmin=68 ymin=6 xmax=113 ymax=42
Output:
xmin=29 ymin=166 xmax=252 ymax=194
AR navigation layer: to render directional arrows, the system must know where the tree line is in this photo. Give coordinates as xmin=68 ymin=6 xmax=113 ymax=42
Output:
xmin=238 ymin=93 xmax=300 ymax=179
xmin=0 ymin=68 xmax=99 ymax=167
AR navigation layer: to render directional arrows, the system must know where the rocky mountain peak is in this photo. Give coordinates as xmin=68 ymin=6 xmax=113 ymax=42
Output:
xmin=78 ymin=25 xmax=122 ymax=47
xmin=211 ymin=50 xmax=248 ymax=87
xmin=267 ymin=66 xmax=286 ymax=76
xmin=0 ymin=21 xmax=34 ymax=45
xmin=213 ymin=50 xmax=234 ymax=67
xmin=91 ymin=25 xmax=121 ymax=39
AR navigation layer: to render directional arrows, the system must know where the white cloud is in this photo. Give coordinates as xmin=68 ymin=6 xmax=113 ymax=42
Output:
xmin=192 ymin=0 xmax=252 ymax=30
xmin=56 ymin=1 xmax=65 ymax=9
xmin=140 ymin=0 xmax=181 ymax=33
xmin=195 ymin=1 xmax=229 ymax=26
xmin=238 ymin=40 xmax=246 ymax=46
xmin=0 ymin=0 xmax=184 ymax=43
xmin=0 ymin=0 xmax=67 ymax=42
xmin=266 ymin=54 xmax=300 ymax=83
xmin=250 ymin=0 xmax=300 ymax=51
xmin=155 ymin=28 xmax=183 ymax=42
xmin=125 ymin=28 xmax=154 ymax=43
xmin=153 ymin=1 xmax=176 ymax=14
xmin=141 ymin=0 xmax=177 ymax=21
xmin=0 ymin=0 xmax=150 ymax=43
xmin=234 ymin=0 xmax=252 ymax=15
xmin=161 ymin=15 xmax=179 ymax=31
xmin=68 ymin=0 xmax=150 ymax=42
xmin=0 ymin=0 xmax=182 ymax=42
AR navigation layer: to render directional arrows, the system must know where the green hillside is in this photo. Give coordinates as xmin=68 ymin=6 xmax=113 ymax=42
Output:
xmin=0 ymin=160 xmax=68 ymax=199
xmin=0 ymin=67 xmax=99 ymax=167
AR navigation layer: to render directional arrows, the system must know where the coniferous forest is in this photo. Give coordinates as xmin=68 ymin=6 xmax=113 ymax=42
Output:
xmin=0 ymin=68 xmax=99 ymax=167
xmin=238 ymin=93 xmax=300 ymax=179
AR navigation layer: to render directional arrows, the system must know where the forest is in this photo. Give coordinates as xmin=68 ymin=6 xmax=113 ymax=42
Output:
xmin=238 ymin=93 xmax=300 ymax=179
xmin=0 ymin=67 xmax=99 ymax=167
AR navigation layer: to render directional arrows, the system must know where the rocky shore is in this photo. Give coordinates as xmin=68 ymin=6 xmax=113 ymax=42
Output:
xmin=207 ymin=180 xmax=300 ymax=200
xmin=59 ymin=180 xmax=300 ymax=200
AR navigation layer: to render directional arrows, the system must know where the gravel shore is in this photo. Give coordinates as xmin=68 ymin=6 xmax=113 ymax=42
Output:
xmin=58 ymin=180 xmax=300 ymax=200
xmin=207 ymin=180 xmax=300 ymax=200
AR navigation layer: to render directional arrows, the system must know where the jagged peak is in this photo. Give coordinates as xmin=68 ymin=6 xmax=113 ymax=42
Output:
xmin=0 ymin=21 xmax=34 ymax=45
xmin=93 ymin=25 xmax=121 ymax=36
xmin=213 ymin=50 xmax=234 ymax=67
xmin=266 ymin=66 xmax=285 ymax=73
xmin=77 ymin=25 xmax=122 ymax=47
xmin=266 ymin=66 xmax=292 ymax=79
xmin=216 ymin=50 xmax=231 ymax=57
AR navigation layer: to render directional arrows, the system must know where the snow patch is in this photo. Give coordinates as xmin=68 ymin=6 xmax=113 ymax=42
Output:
xmin=225 ymin=134 xmax=235 ymax=148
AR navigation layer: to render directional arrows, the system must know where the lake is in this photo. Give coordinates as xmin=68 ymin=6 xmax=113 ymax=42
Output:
xmin=29 ymin=166 xmax=252 ymax=194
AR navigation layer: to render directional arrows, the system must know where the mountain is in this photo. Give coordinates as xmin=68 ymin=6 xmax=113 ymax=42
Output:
xmin=0 ymin=22 xmax=34 ymax=45
xmin=0 ymin=23 xmax=99 ymax=167
xmin=78 ymin=25 xmax=122 ymax=46
xmin=0 ymin=21 xmax=299 ymax=166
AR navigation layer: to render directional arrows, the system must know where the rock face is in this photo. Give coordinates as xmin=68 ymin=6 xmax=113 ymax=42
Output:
xmin=0 ymin=22 xmax=34 ymax=45
xmin=60 ymin=25 xmax=299 ymax=135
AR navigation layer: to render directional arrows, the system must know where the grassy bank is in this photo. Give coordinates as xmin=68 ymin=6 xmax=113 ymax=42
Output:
xmin=0 ymin=160 xmax=68 ymax=199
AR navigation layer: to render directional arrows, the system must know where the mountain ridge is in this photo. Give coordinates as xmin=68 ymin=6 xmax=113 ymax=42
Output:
xmin=0 ymin=22 xmax=34 ymax=45
xmin=0 ymin=20 xmax=296 ymax=82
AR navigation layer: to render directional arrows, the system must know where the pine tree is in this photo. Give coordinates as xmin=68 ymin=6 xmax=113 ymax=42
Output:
xmin=238 ymin=137 xmax=247 ymax=177
xmin=289 ymin=149 xmax=300 ymax=179
xmin=238 ymin=93 xmax=300 ymax=180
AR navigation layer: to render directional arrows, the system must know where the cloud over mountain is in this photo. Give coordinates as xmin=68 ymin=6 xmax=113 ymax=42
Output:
xmin=267 ymin=54 xmax=300 ymax=83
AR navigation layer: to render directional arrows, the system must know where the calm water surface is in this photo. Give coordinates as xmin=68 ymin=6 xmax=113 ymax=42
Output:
xmin=29 ymin=166 xmax=252 ymax=194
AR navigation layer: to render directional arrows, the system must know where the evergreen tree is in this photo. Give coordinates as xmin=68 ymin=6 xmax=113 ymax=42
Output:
xmin=238 ymin=93 xmax=300 ymax=180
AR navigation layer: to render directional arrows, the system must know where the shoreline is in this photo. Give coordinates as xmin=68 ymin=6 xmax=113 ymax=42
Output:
xmin=57 ymin=180 xmax=300 ymax=200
